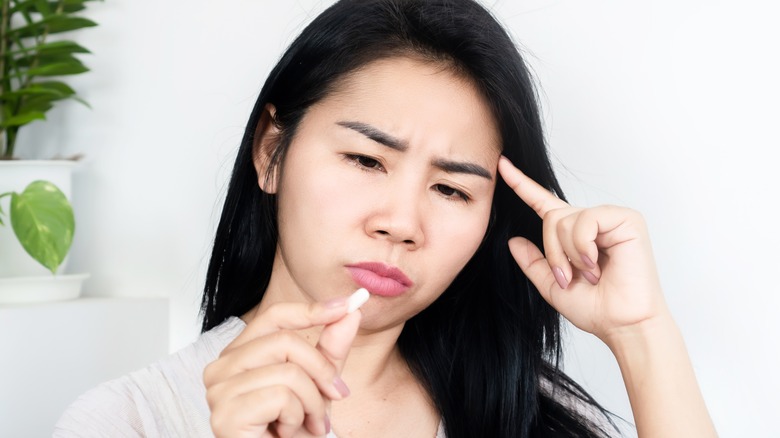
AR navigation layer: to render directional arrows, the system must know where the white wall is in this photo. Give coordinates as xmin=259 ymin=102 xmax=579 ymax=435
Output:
xmin=14 ymin=0 xmax=779 ymax=436
xmin=0 ymin=298 xmax=168 ymax=436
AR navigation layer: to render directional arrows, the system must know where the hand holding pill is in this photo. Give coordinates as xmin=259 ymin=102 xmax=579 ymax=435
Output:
xmin=204 ymin=288 xmax=369 ymax=438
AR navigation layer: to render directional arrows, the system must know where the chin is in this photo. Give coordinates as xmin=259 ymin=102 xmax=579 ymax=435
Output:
xmin=357 ymin=301 xmax=428 ymax=333
xmin=355 ymin=309 xmax=407 ymax=334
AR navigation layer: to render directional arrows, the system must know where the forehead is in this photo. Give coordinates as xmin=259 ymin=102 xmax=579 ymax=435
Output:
xmin=309 ymin=56 xmax=501 ymax=155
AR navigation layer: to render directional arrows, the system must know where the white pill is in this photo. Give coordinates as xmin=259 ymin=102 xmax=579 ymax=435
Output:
xmin=347 ymin=288 xmax=369 ymax=313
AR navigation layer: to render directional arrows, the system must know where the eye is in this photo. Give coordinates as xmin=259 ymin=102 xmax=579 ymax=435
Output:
xmin=434 ymin=184 xmax=470 ymax=203
xmin=344 ymin=154 xmax=385 ymax=171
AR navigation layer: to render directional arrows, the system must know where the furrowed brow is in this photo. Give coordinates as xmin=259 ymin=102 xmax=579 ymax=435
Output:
xmin=337 ymin=121 xmax=407 ymax=151
xmin=337 ymin=120 xmax=491 ymax=179
xmin=432 ymin=158 xmax=493 ymax=180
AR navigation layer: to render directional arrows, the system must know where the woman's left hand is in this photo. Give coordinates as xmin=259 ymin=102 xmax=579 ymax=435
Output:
xmin=498 ymin=156 xmax=670 ymax=344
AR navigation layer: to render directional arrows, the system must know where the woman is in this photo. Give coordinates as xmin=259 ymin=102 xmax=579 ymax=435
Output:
xmin=56 ymin=0 xmax=717 ymax=437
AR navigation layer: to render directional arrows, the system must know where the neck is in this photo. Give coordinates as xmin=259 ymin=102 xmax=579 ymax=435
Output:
xmin=342 ymin=323 xmax=408 ymax=391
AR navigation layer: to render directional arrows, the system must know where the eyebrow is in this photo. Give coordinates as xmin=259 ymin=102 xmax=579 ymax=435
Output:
xmin=337 ymin=121 xmax=407 ymax=151
xmin=432 ymin=158 xmax=492 ymax=180
xmin=337 ymin=120 xmax=493 ymax=180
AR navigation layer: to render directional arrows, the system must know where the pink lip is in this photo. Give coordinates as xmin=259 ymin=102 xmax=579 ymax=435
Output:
xmin=346 ymin=262 xmax=413 ymax=297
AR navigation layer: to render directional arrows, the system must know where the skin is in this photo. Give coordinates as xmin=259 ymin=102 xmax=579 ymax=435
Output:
xmin=256 ymin=57 xmax=499 ymax=334
xmin=203 ymin=57 xmax=717 ymax=438
xmin=499 ymin=157 xmax=717 ymax=437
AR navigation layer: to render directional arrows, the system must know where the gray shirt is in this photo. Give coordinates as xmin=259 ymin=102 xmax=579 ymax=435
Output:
xmin=54 ymin=317 xmax=445 ymax=437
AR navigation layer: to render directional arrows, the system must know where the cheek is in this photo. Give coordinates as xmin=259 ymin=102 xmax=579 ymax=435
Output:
xmin=276 ymin=154 xmax=367 ymax=247
xmin=427 ymin=204 xmax=492 ymax=279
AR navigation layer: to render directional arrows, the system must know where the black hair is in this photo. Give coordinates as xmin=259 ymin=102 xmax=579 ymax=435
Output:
xmin=202 ymin=0 xmax=620 ymax=436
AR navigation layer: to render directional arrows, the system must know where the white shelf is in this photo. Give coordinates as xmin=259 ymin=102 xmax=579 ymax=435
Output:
xmin=0 ymin=297 xmax=170 ymax=437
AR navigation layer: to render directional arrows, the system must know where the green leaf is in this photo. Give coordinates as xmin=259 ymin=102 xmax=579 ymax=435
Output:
xmin=8 ymin=41 xmax=90 ymax=57
xmin=14 ymin=53 xmax=87 ymax=68
xmin=48 ymin=0 xmax=99 ymax=12
xmin=17 ymin=96 xmax=56 ymax=115
xmin=9 ymin=181 xmax=75 ymax=274
xmin=32 ymin=80 xmax=77 ymax=96
xmin=71 ymin=95 xmax=91 ymax=108
xmin=1 ymin=87 xmax=61 ymax=100
xmin=10 ymin=0 xmax=67 ymax=13
xmin=48 ymin=1 xmax=89 ymax=13
xmin=11 ymin=16 xmax=98 ymax=39
xmin=38 ymin=40 xmax=90 ymax=55
xmin=0 ymin=81 xmax=76 ymax=100
xmin=25 ymin=61 xmax=90 ymax=77
xmin=0 ymin=111 xmax=46 ymax=128
xmin=9 ymin=0 xmax=37 ymax=14
xmin=33 ymin=0 xmax=54 ymax=16
xmin=61 ymin=5 xmax=87 ymax=13
xmin=9 ymin=1 xmax=91 ymax=17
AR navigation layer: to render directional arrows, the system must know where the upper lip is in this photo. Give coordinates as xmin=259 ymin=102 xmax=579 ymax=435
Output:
xmin=346 ymin=262 xmax=414 ymax=287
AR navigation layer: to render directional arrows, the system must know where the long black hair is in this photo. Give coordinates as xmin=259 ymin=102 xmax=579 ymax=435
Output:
xmin=202 ymin=0 xmax=620 ymax=436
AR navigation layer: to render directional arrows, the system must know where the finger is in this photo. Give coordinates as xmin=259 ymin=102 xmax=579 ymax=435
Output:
xmin=557 ymin=211 xmax=601 ymax=285
xmin=227 ymin=298 xmax=351 ymax=352
xmin=569 ymin=211 xmax=602 ymax=283
xmin=205 ymin=331 xmax=347 ymax=400
xmin=274 ymin=417 xmax=324 ymax=438
xmin=210 ymin=385 xmax=307 ymax=438
xmin=208 ymin=364 xmax=329 ymax=436
xmin=315 ymin=296 xmax=365 ymax=426
xmin=542 ymin=208 xmax=574 ymax=289
xmin=507 ymin=236 xmax=558 ymax=306
xmin=316 ymin=310 xmax=362 ymax=375
xmin=558 ymin=205 xmax=648 ymax=265
xmin=585 ymin=205 xmax=649 ymax=250
xmin=498 ymin=155 xmax=568 ymax=218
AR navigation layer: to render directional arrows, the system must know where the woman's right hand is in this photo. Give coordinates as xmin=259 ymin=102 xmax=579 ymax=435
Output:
xmin=203 ymin=297 xmax=362 ymax=438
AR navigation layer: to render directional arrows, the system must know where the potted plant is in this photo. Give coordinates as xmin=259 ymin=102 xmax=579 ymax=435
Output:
xmin=0 ymin=0 xmax=98 ymax=303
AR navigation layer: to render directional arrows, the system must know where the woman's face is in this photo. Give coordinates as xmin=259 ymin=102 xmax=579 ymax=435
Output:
xmin=263 ymin=57 xmax=500 ymax=331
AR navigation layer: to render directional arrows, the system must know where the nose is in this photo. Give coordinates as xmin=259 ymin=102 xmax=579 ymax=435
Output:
xmin=365 ymin=187 xmax=425 ymax=249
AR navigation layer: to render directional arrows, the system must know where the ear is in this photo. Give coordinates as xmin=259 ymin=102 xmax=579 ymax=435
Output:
xmin=252 ymin=103 xmax=281 ymax=194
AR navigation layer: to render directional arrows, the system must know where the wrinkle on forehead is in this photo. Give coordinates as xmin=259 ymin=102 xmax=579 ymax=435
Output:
xmin=320 ymin=56 xmax=502 ymax=155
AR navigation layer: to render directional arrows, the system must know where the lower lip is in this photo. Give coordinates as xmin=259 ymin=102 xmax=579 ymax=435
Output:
xmin=347 ymin=267 xmax=410 ymax=297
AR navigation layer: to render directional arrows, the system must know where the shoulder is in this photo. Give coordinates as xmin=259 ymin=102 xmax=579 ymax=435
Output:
xmin=53 ymin=375 xmax=151 ymax=438
xmin=53 ymin=317 xmax=246 ymax=438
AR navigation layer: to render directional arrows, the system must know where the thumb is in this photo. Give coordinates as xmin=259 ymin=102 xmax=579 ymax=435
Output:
xmin=316 ymin=309 xmax=361 ymax=431
xmin=508 ymin=236 xmax=557 ymax=305
xmin=316 ymin=308 xmax=362 ymax=374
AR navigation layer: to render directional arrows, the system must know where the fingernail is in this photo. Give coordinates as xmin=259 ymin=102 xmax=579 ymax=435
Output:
xmin=553 ymin=267 xmax=569 ymax=289
xmin=333 ymin=376 xmax=351 ymax=397
xmin=323 ymin=296 xmax=348 ymax=309
xmin=582 ymin=271 xmax=599 ymax=285
xmin=324 ymin=414 xmax=331 ymax=433
xmin=581 ymin=254 xmax=596 ymax=269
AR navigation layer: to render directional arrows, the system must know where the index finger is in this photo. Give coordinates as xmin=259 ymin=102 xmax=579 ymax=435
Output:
xmin=226 ymin=300 xmax=349 ymax=353
xmin=498 ymin=156 xmax=569 ymax=217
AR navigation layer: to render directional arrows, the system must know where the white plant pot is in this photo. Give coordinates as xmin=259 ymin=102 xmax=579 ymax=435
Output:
xmin=0 ymin=160 xmax=87 ymax=303
xmin=0 ymin=273 xmax=89 ymax=304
